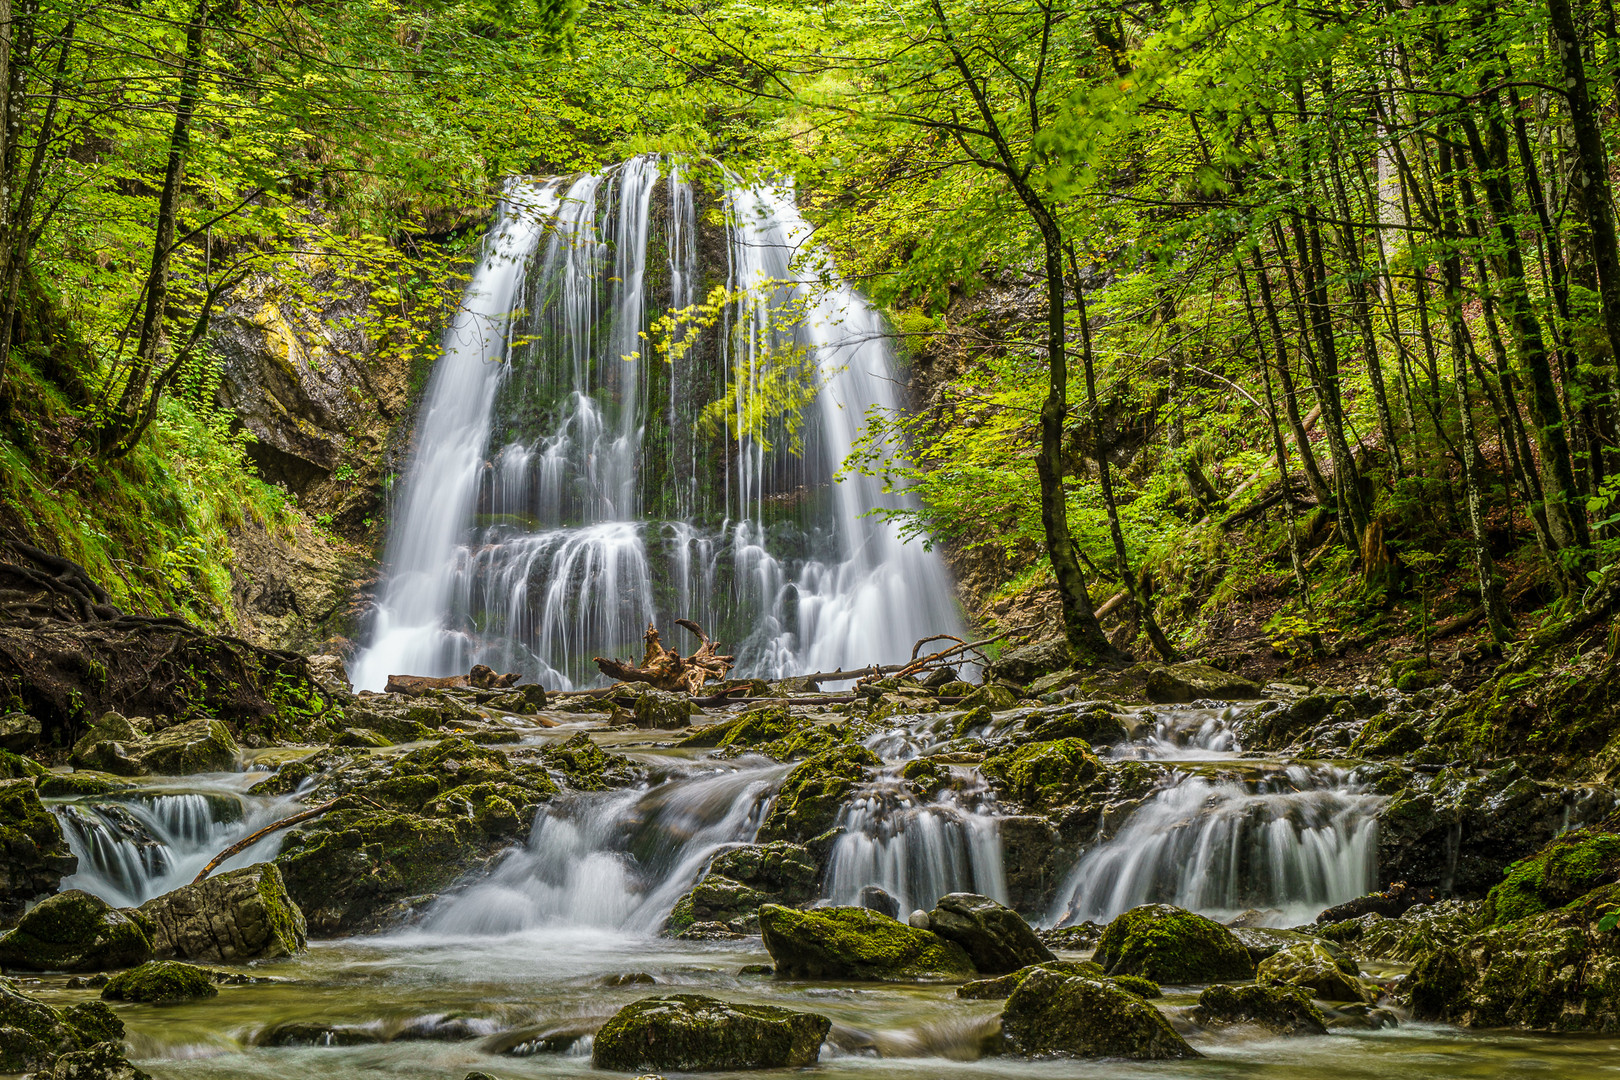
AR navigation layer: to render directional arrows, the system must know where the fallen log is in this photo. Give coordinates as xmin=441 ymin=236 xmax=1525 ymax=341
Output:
xmin=594 ymin=621 xmax=735 ymax=694
xmin=386 ymin=664 xmax=521 ymax=696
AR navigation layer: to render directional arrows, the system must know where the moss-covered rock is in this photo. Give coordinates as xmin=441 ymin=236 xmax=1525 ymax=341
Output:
xmin=1408 ymin=882 xmax=1620 ymax=1031
xmin=1256 ymin=941 xmax=1368 ymax=1002
xmin=755 ymin=744 xmax=878 ymax=844
xmin=35 ymin=774 xmax=131 ymax=798
xmin=1111 ymin=974 xmax=1162 ymax=998
xmin=999 ymin=968 xmax=1199 ymax=1059
xmin=632 ymin=690 xmax=698 ymax=729
xmin=979 ymin=739 xmax=1100 ymax=811
xmin=1192 ymin=983 xmax=1328 ymax=1035
xmin=1144 ymin=662 xmax=1262 ymax=703
xmin=137 ymin=718 xmax=239 ymax=775
xmin=679 ymin=705 xmax=797 ymax=749
xmin=0 ymin=980 xmax=81 ymax=1071
xmin=1485 ymin=828 xmax=1620 ymax=924
xmin=987 ymin=640 xmax=1072 ymax=684
xmin=0 ymin=890 xmax=151 ymax=972
xmin=927 ymin=892 xmax=1055 ymax=974
xmin=101 ymin=960 xmax=218 ymax=1003
xmin=538 ymin=731 xmax=643 ymax=790
xmin=138 ymin=863 xmax=305 ymax=962
xmin=898 ymin=756 xmax=949 ymax=798
xmin=958 ymin=684 xmax=1019 ymax=712
xmin=591 ymin=994 xmax=830 ymax=1071
xmin=0 ymin=778 xmax=79 ymax=917
xmin=956 ymin=959 xmax=1103 ymax=999
xmin=758 ymin=904 xmax=975 ymax=980
xmin=666 ymin=842 xmax=819 ymax=935
xmin=37 ymin=1040 xmax=153 ymax=1080
xmin=1093 ymin=904 xmax=1254 ymax=984
xmin=1023 ymin=706 xmax=1130 ymax=747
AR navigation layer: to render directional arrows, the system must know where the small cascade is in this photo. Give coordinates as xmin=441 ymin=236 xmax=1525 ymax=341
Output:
xmin=52 ymin=791 xmax=296 ymax=908
xmin=351 ymin=155 xmax=964 ymax=692
xmin=424 ymin=764 xmax=781 ymax=937
xmin=821 ymin=767 xmax=1006 ymax=914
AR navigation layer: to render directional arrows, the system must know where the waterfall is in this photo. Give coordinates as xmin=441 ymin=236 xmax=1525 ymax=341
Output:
xmin=52 ymin=791 xmax=296 ymax=908
xmin=350 ymin=155 xmax=964 ymax=691
xmin=422 ymin=764 xmax=780 ymax=937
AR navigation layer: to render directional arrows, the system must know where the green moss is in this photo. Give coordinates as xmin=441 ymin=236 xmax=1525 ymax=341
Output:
xmin=956 ymin=959 xmax=1104 ymax=999
xmin=900 ymin=756 xmax=948 ymax=797
xmin=58 ymin=1000 xmax=123 ymax=1046
xmin=1093 ymin=904 xmax=1254 ymax=984
xmin=0 ymin=751 xmax=45 ymax=780
xmin=0 ymin=890 xmax=152 ymax=972
xmin=0 ymin=980 xmax=77 ymax=1071
xmin=540 ymin=732 xmax=639 ymax=790
xmin=1111 ymin=974 xmax=1163 ymax=998
xmin=591 ymin=994 xmax=830 ymax=1071
xmin=1193 ymin=983 xmax=1327 ymax=1035
xmin=248 ymin=759 xmax=315 ymax=796
xmin=1485 ymin=830 xmax=1620 ymax=924
xmin=757 ymin=904 xmax=975 ymax=980
xmin=101 ymin=960 xmax=219 ymax=1003
xmin=979 ymin=738 xmax=1100 ymax=810
xmin=756 ymin=744 xmax=878 ymax=843
xmin=36 ymin=773 xmax=131 ymax=798
xmin=359 ymin=773 xmax=443 ymax=809
xmin=680 ymin=705 xmax=798 ymax=748
xmin=1000 ymin=969 xmax=1200 ymax=1059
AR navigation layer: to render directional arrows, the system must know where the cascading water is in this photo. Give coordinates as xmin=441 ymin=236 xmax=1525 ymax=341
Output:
xmin=350 ymin=155 xmax=964 ymax=691
xmin=51 ymin=789 xmax=298 ymax=908
xmin=1047 ymin=705 xmax=1387 ymax=928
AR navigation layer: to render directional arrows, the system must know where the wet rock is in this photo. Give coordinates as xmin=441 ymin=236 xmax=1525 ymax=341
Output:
xmin=0 ymin=778 xmax=79 ymax=917
xmin=0 ymin=981 xmax=95 ymax=1071
xmin=136 ymin=719 xmax=240 ymax=775
xmin=978 ymin=739 xmax=1100 ymax=811
xmin=489 ymin=684 xmax=548 ymax=713
xmin=999 ymin=968 xmax=1199 ymax=1059
xmin=1315 ymin=881 xmax=1436 ymax=924
xmin=897 ymin=757 xmax=948 ymax=798
xmin=138 ymin=863 xmax=306 ymax=962
xmin=1093 ymin=904 xmax=1254 ymax=984
xmin=101 ymin=961 xmax=219 ymax=1003
xmin=1484 ymin=826 xmax=1620 ymax=924
xmin=259 ymin=1021 xmax=384 ymax=1046
xmin=666 ymin=842 xmax=819 ymax=935
xmin=1111 ymin=974 xmax=1162 ymax=998
xmin=1408 ymin=882 xmax=1620 ymax=1031
xmin=539 ymin=732 xmax=645 ymax=791
xmin=1021 ymin=704 xmax=1129 ymax=746
xmin=956 ymin=959 xmax=1103 ymax=999
xmin=632 ymin=690 xmax=698 ymax=730
xmin=957 ymin=684 xmax=1019 ymax=712
xmin=738 ymin=964 xmax=773 ymax=976
xmin=858 ymin=886 xmax=900 ymax=919
xmin=0 ymin=713 xmax=42 ymax=753
xmin=35 ymin=775 xmax=132 ymax=798
xmin=0 ymin=890 xmax=151 ymax=972
xmin=678 ymin=705 xmax=798 ymax=749
xmin=995 ymin=816 xmax=1064 ymax=915
xmin=987 ymin=639 xmax=1072 ymax=684
xmin=35 ymin=1041 xmax=152 ymax=1080
xmin=758 ymin=904 xmax=975 ymax=980
xmin=305 ymin=655 xmax=352 ymax=696
xmin=67 ymin=714 xmax=151 ymax=776
xmin=907 ymin=910 xmax=931 ymax=929
xmin=1144 ymin=662 xmax=1261 ymax=704
xmin=1038 ymin=923 xmax=1103 ymax=951
xmin=1192 ymin=983 xmax=1327 ymax=1035
xmin=1256 ymin=941 xmax=1369 ymax=1002
xmin=333 ymin=727 xmax=391 ymax=748
xmin=927 ymin=892 xmax=1055 ymax=974
xmin=1228 ymin=926 xmax=1320 ymax=964
xmin=1323 ymin=899 xmax=1482 ymax=963
xmin=755 ymin=744 xmax=879 ymax=844
xmin=591 ymin=994 xmax=830 ymax=1072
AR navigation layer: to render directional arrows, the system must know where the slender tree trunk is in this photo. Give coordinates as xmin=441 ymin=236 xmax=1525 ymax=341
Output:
xmin=1252 ymin=247 xmax=1332 ymax=505
xmin=1238 ymin=257 xmax=1309 ymax=595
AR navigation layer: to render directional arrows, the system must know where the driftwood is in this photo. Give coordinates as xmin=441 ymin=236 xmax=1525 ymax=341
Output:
xmin=385 ymin=664 xmax=520 ymax=696
xmin=190 ymin=795 xmax=386 ymax=884
xmin=594 ymin=621 xmax=735 ymax=694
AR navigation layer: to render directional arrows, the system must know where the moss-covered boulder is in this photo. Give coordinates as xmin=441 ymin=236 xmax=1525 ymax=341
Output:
xmin=956 ymin=959 xmax=1103 ymax=999
xmin=1192 ymin=983 xmax=1328 ymax=1035
xmin=138 ymin=863 xmax=305 ymax=962
xmin=1144 ymin=662 xmax=1262 ymax=703
xmin=591 ymin=994 xmax=830 ymax=1071
xmin=0 ymin=982 xmax=128 ymax=1074
xmin=1256 ymin=941 xmax=1368 ymax=1002
xmin=539 ymin=732 xmax=642 ymax=791
xmin=679 ymin=705 xmax=798 ymax=749
xmin=35 ymin=775 xmax=131 ymax=799
xmin=632 ymin=690 xmax=698 ymax=730
xmin=37 ymin=1039 xmax=153 ymax=1080
xmin=928 ymin=892 xmax=1055 ymax=974
xmin=0 ymin=890 xmax=151 ymax=972
xmin=999 ymin=968 xmax=1199 ymax=1059
xmin=758 ymin=904 xmax=975 ymax=980
xmin=137 ymin=719 xmax=239 ymax=774
xmin=979 ymin=739 xmax=1100 ymax=811
xmin=1093 ymin=904 xmax=1254 ymax=984
xmin=1485 ymin=828 xmax=1620 ymax=925
xmin=1023 ymin=706 xmax=1130 ymax=747
xmin=1409 ymin=882 xmax=1620 ymax=1031
xmin=1112 ymin=974 xmax=1162 ymax=998
xmin=0 ymin=778 xmax=79 ymax=918
xmin=666 ymin=842 xmax=819 ymax=936
xmin=101 ymin=960 xmax=218 ymax=1003
xmin=755 ymin=744 xmax=877 ymax=844
xmin=987 ymin=639 xmax=1072 ymax=684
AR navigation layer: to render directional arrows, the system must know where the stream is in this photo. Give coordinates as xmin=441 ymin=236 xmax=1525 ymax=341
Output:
xmin=25 ymin=701 xmax=1619 ymax=1079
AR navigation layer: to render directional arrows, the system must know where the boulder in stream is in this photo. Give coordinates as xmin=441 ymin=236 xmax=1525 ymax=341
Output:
xmin=956 ymin=959 xmax=1103 ymax=999
xmin=757 ymin=904 xmax=976 ymax=980
xmin=138 ymin=862 xmax=307 ymax=962
xmin=755 ymin=745 xmax=879 ymax=844
xmin=591 ymin=994 xmax=830 ymax=1071
xmin=998 ymin=968 xmax=1199 ymax=1059
xmin=101 ymin=960 xmax=219 ymax=1003
xmin=927 ymin=892 xmax=1055 ymax=974
xmin=1092 ymin=904 xmax=1254 ymax=984
xmin=1143 ymin=661 xmax=1262 ymax=703
xmin=0 ymin=777 xmax=79 ymax=918
xmin=1192 ymin=983 xmax=1328 ymax=1035
xmin=0 ymin=890 xmax=151 ymax=972
xmin=137 ymin=719 xmax=239 ymax=774
xmin=1256 ymin=941 xmax=1370 ymax=1002
xmin=667 ymin=842 xmax=820 ymax=937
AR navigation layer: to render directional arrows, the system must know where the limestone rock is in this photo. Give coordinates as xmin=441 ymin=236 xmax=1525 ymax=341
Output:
xmin=305 ymin=655 xmax=352 ymax=696
xmin=138 ymin=863 xmax=306 ymax=963
xmin=858 ymin=886 xmax=900 ymax=919
xmin=928 ymin=892 xmax=1055 ymax=974
xmin=101 ymin=960 xmax=219 ymax=1003
xmin=667 ymin=842 xmax=819 ymax=936
xmin=1144 ymin=662 xmax=1262 ymax=703
xmin=999 ymin=969 xmax=1199 ymax=1059
xmin=1193 ymin=983 xmax=1328 ymax=1035
xmin=758 ymin=904 xmax=976 ymax=980
xmin=591 ymin=994 xmax=830 ymax=1071
xmin=1256 ymin=941 xmax=1369 ymax=1002
xmin=956 ymin=959 xmax=1104 ymax=999
xmin=978 ymin=739 xmax=1101 ymax=811
xmin=0 ymin=778 xmax=79 ymax=917
xmin=987 ymin=639 xmax=1072 ymax=684
xmin=632 ymin=690 xmax=698 ymax=730
xmin=37 ymin=1042 xmax=153 ymax=1080
xmin=137 ymin=719 xmax=239 ymax=775
xmin=1093 ymin=904 xmax=1254 ymax=984
xmin=755 ymin=744 xmax=878 ymax=844
xmin=0 ymin=890 xmax=151 ymax=972
xmin=539 ymin=732 xmax=645 ymax=791
xmin=0 ymin=713 xmax=41 ymax=753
